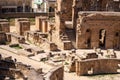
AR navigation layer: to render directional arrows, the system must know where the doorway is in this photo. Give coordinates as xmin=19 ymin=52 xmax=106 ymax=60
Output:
xmin=99 ymin=29 xmax=106 ymax=48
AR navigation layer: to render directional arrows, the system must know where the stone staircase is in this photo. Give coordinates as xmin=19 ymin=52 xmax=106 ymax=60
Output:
xmin=65 ymin=29 xmax=76 ymax=48
xmin=59 ymin=29 xmax=76 ymax=50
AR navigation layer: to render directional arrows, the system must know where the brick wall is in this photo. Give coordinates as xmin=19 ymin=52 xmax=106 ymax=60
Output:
xmin=76 ymin=58 xmax=120 ymax=76
xmin=44 ymin=66 xmax=64 ymax=80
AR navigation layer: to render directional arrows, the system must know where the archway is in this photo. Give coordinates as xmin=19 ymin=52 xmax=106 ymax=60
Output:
xmin=99 ymin=29 xmax=106 ymax=48
xmin=86 ymin=29 xmax=91 ymax=48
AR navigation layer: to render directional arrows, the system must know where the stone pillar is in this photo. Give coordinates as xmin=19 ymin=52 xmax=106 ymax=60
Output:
xmin=91 ymin=29 xmax=99 ymax=48
xmin=0 ymin=19 xmax=10 ymax=32
xmin=15 ymin=18 xmax=30 ymax=36
xmin=42 ymin=20 xmax=48 ymax=33
xmin=72 ymin=0 xmax=78 ymax=29
xmin=36 ymin=17 xmax=42 ymax=31
xmin=0 ymin=32 xmax=7 ymax=44
xmin=23 ymin=3 xmax=25 ymax=12
xmin=106 ymin=31 xmax=114 ymax=49
xmin=76 ymin=61 xmax=80 ymax=76
xmin=35 ymin=16 xmax=47 ymax=32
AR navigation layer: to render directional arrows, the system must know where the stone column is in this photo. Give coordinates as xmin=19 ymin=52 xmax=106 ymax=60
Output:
xmin=42 ymin=20 xmax=48 ymax=33
xmin=35 ymin=16 xmax=47 ymax=32
xmin=23 ymin=3 xmax=25 ymax=12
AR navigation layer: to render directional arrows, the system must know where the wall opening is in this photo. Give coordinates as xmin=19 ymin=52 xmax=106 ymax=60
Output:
xmin=86 ymin=29 xmax=91 ymax=48
xmin=114 ymin=31 xmax=120 ymax=49
xmin=99 ymin=29 xmax=106 ymax=48
xmin=88 ymin=67 xmax=93 ymax=75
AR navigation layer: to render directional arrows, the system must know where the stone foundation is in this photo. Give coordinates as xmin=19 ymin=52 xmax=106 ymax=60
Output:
xmin=76 ymin=58 xmax=120 ymax=76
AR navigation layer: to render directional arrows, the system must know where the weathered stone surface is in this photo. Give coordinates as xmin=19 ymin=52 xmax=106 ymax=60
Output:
xmin=0 ymin=19 xmax=10 ymax=32
xmin=35 ymin=16 xmax=48 ymax=32
xmin=76 ymin=58 xmax=120 ymax=76
xmin=76 ymin=12 xmax=120 ymax=49
xmin=0 ymin=32 xmax=7 ymax=44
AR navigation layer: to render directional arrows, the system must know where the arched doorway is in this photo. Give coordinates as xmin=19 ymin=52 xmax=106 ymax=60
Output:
xmin=99 ymin=29 xmax=106 ymax=48
xmin=114 ymin=31 xmax=120 ymax=49
xmin=86 ymin=29 xmax=91 ymax=48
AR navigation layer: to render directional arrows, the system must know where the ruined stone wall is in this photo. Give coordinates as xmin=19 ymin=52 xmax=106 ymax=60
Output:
xmin=76 ymin=12 xmax=120 ymax=49
xmin=0 ymin=19 xmax=10 ymax=33
xmin=55 ymin=0 xmax=73 ymax=21
xmin=0 ymin=13 xmax=50 ymax=18
xmin=72 ymin=0 xmax=120 ymax=28
xmin=11 ymin=34 xmax=25 ymax=44
xmin=0 ymin=32 xmax=6 ymax=44
xmin=25 ymin=31 xmax=58 ymax=51
xmin=0 ymin=0 xmax=31 ymax=6
xmin=76 ymin=58 xmax=120 ymax=76
xmin=15 ymin=18 xmax=30 ymax=36
xmin=0 ymin=55 xmax=16 ymax=79
xmin=35 ymin=16 xmax=48 ymax=32
xmin=44 ymin=66 xmax=64 ymax=80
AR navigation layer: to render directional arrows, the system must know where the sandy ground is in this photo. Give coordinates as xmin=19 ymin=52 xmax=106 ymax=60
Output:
xmin=0 ymin=48 xmax=53 ymax=73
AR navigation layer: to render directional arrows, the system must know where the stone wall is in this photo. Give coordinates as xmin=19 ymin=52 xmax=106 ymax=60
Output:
xmin=0 ymin=0 xmax=31 ymax=6
xmin=25 ymin=31 xmax=58 ymax=51
xmin=0 ymin=0 xmax=31 ymax=13
xmin=55 ymin=0 xmax=73 ymax=21
xmin=76 ymin=12 xmax=120 ymax=49
xmin=10 ymin=33 xmax=25 ymax=44
xmin=44 ymin=66 xmax=64 ymax=80
xmin=0 ymin=19 xmax=10 ymax=33
xmin=15 ymin=18 xmax=30 ymax=36
xmin=72 ymin=0 xmax=120 ymax=28
xmin=0 ymin=13 xmax=54 ymax=18
xmin=35 ymin=16 xmax=49 ymax=32
xmin=0 ymin=32 xmax=6 ymax=44
xmin=76 ymin=58 xmax=120 ymax=76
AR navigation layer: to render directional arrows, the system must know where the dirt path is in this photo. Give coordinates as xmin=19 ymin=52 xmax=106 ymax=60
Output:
xmin=0 ymin=48 xmax=53 ymax=73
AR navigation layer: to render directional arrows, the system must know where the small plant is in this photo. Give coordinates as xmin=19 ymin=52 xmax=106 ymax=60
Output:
xmin=64 ymin=62 xmax=69 ymax=65
xmin=10 ymin=44 xmax=23 ymax=50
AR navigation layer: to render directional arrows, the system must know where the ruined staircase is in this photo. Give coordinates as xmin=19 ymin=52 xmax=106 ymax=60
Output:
xmin=65 ymin=29 xmax=76 ymax=48
xmin=59 ymin=29 xmax=76 ymax=50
